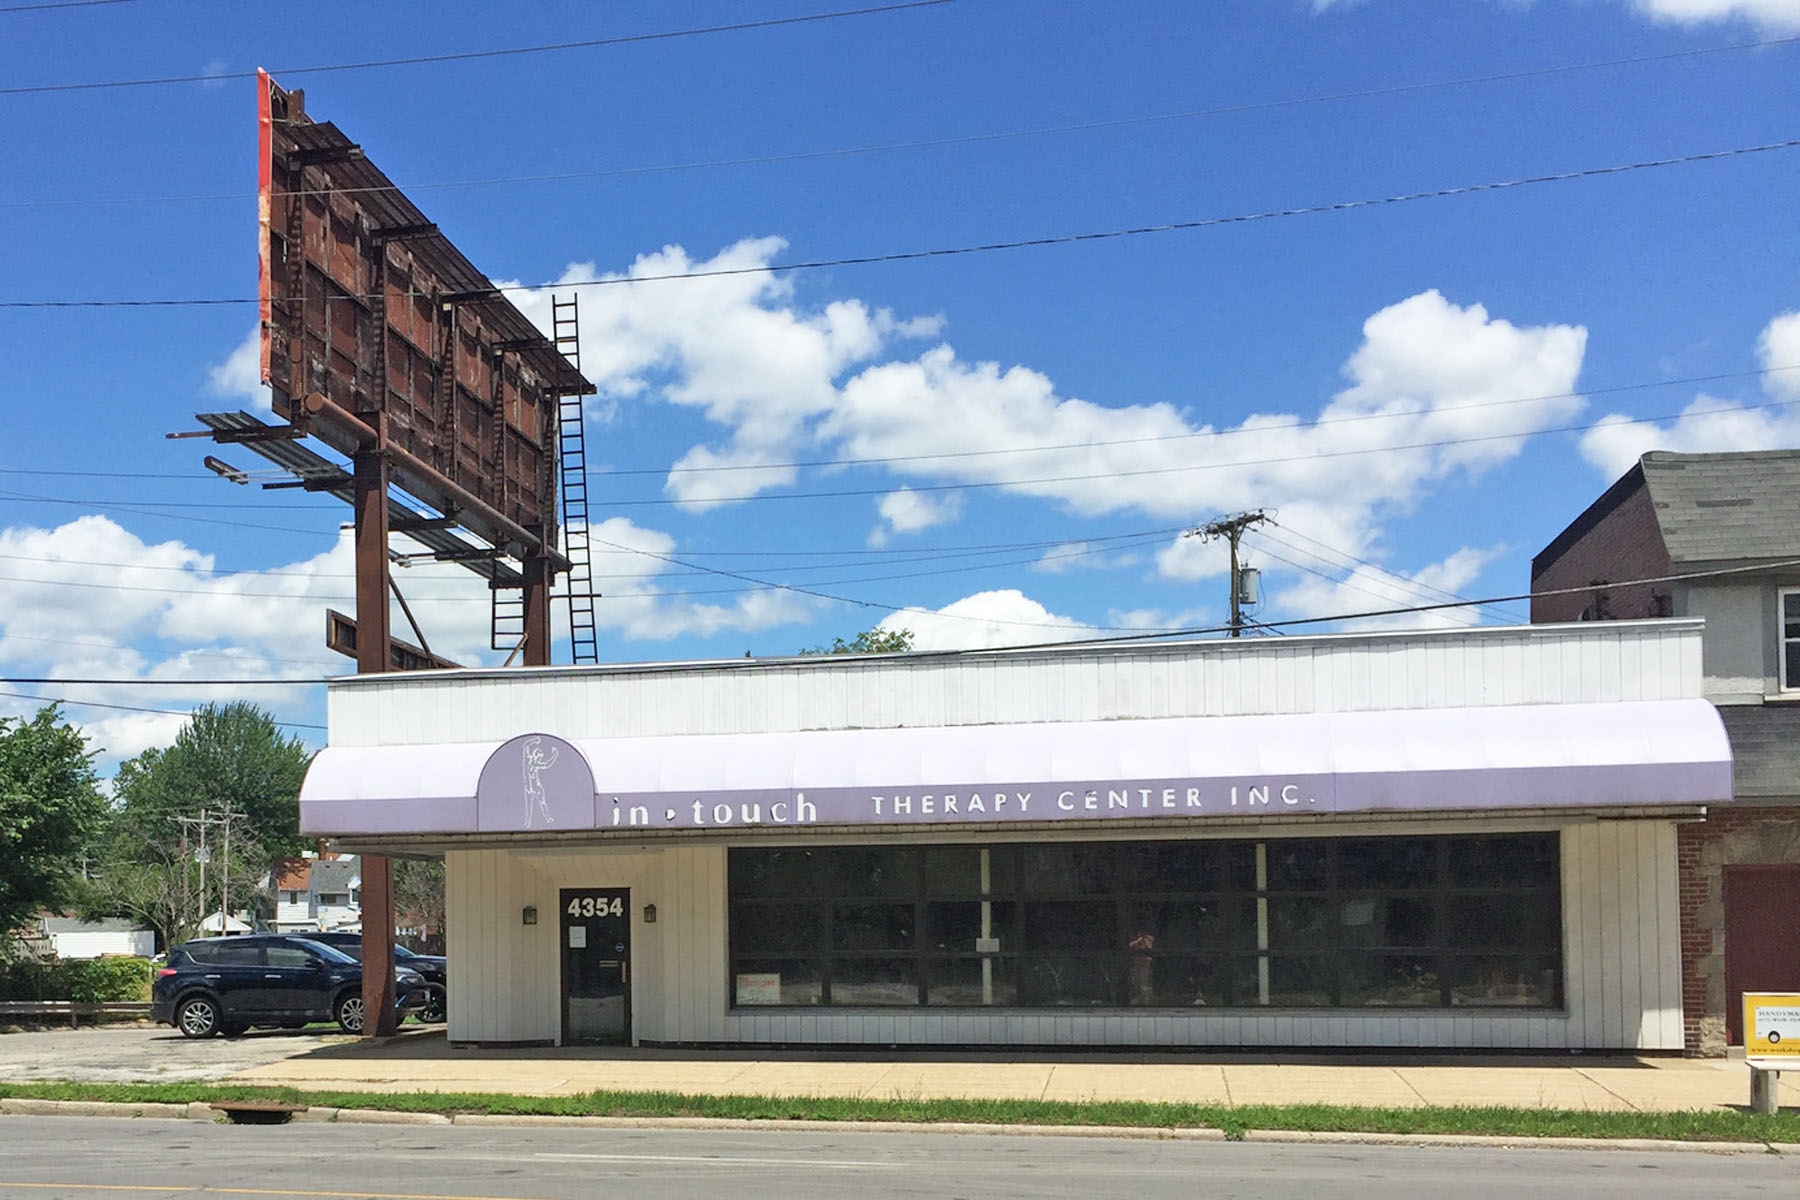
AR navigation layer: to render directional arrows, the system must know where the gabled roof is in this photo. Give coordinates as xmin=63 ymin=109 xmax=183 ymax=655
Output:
xmin=1536 ymin=449 xmax=1800 ymax=570
xmin=39 ymin=916 xmax=149 ymax=935
xmin=310 ymin=858 xmax=358 ymax=892
xmin=274 ymin=861 xmax=311 ymax=891
xmin=1640 ymin=450 xmax=1800 ymax=564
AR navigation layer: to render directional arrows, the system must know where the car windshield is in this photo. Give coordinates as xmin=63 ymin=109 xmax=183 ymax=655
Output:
xmin=287 ymin=938 xmax=358 ymax=965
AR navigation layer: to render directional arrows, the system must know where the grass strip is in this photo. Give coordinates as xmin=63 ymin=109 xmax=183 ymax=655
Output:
xmin=1 ymin=1080 xmax=1797 ymax=1143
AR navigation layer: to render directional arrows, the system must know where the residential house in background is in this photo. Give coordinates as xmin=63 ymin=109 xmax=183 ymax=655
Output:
xmin=1532 ymin=449 xmax=1800 ymax=1055
xmin=269 ymin=853 xmax=362 ymax=932
xmin=25 ymin=915 xmax=155 ymax=959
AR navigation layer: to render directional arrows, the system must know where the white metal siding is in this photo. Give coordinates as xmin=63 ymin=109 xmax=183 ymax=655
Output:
xmin=328 ymin=622 xmax=1703 ymax=748
xmin=448 ymin=820 xmax=1685 ymax=1050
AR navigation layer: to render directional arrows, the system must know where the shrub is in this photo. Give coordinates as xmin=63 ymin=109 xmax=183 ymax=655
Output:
xmin=64 ymin=956 xmax=151 ymax=1003
xmin=0 ymin=955 xmax=150 ymax=1002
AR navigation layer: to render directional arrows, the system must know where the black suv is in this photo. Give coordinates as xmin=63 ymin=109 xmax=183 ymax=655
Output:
xmin=150 ymin=934 xmax=427 ymax=1038
xmin=302 ymin=931 xmax=447 ymax=1023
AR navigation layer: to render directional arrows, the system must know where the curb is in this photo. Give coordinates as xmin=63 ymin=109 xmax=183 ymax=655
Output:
xmin=0 ymin=1098 xmax=1791 ymax=1154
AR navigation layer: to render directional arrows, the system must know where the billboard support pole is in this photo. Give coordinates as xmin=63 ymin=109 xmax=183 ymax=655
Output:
xmin=523 ymin=550 xmax=552 ymax=668
xmin=354 ymin=435 xmax=399 ymax=1038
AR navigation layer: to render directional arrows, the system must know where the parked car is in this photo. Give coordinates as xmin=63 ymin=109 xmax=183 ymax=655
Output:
xmin=301 ymin=931 xmax=447 ymax=1023
xmin=150 ymin=934 xmax=428 ymax=1038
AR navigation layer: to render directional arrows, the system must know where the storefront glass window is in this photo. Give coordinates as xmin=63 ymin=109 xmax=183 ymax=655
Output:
xmin=727 ymin=833 xmax=1562 ymax=1010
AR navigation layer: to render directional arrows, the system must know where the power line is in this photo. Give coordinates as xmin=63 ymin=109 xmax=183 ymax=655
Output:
xmin=608 ymin=365 xmax=1798 ymax=481
xmin=579 ymin=394 xmax=1800 ymax=509
xmin=7 ymin=137 xmax=1797 ymax=310
xmin=2 ymin=364 xmax=1793 ymax=484
xmin=0 ymin=0 xmax=135 ymax=11
xmin=1256 ymin=523 xmax=1530 ymax=624
xmin=7 ymin=391 xmax=1796 ymax=531
xmin=0 ymin=1 xmax=953 ymax=96
xmin=0 ymin=627 xmax=339 ymax=669
xmin=0 ymin=531 xmax=1170 ymax=604
xmin=0 ymin=487 xmax=344 ymax=537
xmin=0 ymin=689 xmax=326 ymax=732
xmin=10 ymin=32 xmax=1793 ymax=211
xmin=12 ymin=552 xmax=1800 ymax=687
xmin=0 ymin=525 xmax=1189 ymax=582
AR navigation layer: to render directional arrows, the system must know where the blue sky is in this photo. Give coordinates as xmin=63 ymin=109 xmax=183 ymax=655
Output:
xmin=1 ymin=0 xmax=1796 ymax=767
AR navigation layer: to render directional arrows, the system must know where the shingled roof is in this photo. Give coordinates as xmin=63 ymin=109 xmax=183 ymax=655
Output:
xmin=1639 ymin=449 xmax=1800 ymax=564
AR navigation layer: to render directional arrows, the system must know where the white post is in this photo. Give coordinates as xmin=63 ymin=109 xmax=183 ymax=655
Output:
xmin=1750 ymin=1067 xmax=1780 ymax=1115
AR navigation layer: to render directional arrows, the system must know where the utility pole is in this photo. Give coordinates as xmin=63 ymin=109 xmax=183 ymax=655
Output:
xmin=218 ymin=806 xmax=243 ymax=937
xmin=175 ymin=810 xmax=217 ymax=936
xmin=176 ymin=808 xmax=245 ymax=935
xmin=1187 ymin=510 xmax=1269 ymax=637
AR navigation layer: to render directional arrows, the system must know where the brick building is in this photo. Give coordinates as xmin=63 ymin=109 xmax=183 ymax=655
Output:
xmin=1533 ymin=449 xmax=1800 ymax=1054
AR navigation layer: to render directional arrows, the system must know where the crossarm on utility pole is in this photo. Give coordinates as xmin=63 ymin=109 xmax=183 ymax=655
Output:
xmin=1185 ymin=510 xmax=1270 ymax=637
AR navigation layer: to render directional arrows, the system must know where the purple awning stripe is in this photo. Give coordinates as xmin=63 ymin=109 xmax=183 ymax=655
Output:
xmin=300 ymin=699 xmax=1733 ymax=837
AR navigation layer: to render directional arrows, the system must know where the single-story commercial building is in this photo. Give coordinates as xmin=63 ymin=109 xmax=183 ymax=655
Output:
xmin=301 ymin=618 xmax=1731 ymax=1052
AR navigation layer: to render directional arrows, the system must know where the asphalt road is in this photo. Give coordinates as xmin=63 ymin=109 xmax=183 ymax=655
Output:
xmin=0 ymin=1116 xmax=1793 ymax=1200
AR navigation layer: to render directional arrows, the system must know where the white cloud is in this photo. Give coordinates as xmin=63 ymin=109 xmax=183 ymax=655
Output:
xmin=1579 ymin=310 xmax=1800 ymax=477
xmin=1627 ymin=1 xmax=1800 ymax=33
xmin=1269 ymin=546 xmax=1504 ymax=633
xmin=0 ymin=515 xmax=335 ymax=764
xmin=502 ymin=241 xmax=942 ymax=511
xmin=206 ymin=327 xmax=272 ymax=413
xmin=581 ymin=516 xmax=815 ymax=640
xmin=1760 ymin=311 xmax=1800 ymax=400
xmin=513 ymin=251 xmax=1580 ymax=633
xmin=511 ymin=232 xmax=1580 ymax=603
xmin=878 ymin=589 xmax=1092 ymax=650
xmin=1305 ymin=0 xmax=1800 ymax=32
xmin=872 ymin=487 xmax=963 ymax=545
xmin=0 ymin=508 xmax=823 ymax=766
xmin=1033 ymin=541 xmax=1145 ymax=574
xmin=827 ymin=291 xmax=1582 ymax=570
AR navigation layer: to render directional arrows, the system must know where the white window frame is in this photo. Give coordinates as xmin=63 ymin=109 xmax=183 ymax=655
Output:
xmin=1781 ymin=588 xmax=1800 ymax=692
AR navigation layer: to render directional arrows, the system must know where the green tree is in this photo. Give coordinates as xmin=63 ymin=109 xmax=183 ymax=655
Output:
xmin=92 ymin=703 xmax=311 ymax=946
xmin=800 ymin=627 xmax=914 ymax=656
xmin=394 ymin=857 xmax=445 ymax=950
xmin=0 ymin=706 xmax=105 ymax=955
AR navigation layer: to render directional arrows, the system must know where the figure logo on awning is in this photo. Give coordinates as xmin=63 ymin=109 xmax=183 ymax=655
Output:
xmin=475 ymin=732 xmax=595 ymax=833
xmin=521 ymin=735 xmax=559 ymax=828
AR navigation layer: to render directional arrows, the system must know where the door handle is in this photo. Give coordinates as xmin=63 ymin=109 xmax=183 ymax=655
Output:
xmin=203 ymin=974 xmax=221 ymax=980
xmin=264 ymin=974 xmax=282 ymax=980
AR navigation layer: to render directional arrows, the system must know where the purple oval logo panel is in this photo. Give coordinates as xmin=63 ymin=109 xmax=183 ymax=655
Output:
xmin=475 ymin=733 xmax=596 ymax=833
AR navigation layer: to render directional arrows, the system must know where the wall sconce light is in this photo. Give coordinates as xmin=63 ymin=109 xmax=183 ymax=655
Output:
xmin=643 ymin=904 xmax=657 ymax=924
xmin=521 ymin=905 xmax=538 ymax=926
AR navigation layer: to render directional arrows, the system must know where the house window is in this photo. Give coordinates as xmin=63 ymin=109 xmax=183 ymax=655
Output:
xmin=317 ymin=892 xmax=348 ymax=906
xmin=1783 ymin=590 xmax=1800 ymax=690
xmin=727 ymin=834 xmax=1562 ymax=1010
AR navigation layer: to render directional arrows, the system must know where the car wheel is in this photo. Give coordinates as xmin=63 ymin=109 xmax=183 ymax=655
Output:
xmin=176 ymin=995 xmax=221 ymax=1039
xmin=419 ymin=989 xmax=446 ymax=1024
xmin=334 ymin=992 xmax=365 ymax=1035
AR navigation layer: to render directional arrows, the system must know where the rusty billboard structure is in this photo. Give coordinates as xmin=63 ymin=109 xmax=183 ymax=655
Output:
xmin=176 ymin=70 xmax=598 ymax=1033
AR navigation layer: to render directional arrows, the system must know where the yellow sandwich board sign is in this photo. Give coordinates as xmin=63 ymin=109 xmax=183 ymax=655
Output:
xmin=1744 ymin=993 xmax=1800 ymax=1066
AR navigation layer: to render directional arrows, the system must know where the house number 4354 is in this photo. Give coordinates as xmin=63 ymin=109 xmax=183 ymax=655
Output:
xmin=567 ymin=896 xmax=624 ymax=918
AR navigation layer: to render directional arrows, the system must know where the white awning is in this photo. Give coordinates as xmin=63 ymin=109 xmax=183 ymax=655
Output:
xmin=300 ymin=698 xmax=1733 ymax=837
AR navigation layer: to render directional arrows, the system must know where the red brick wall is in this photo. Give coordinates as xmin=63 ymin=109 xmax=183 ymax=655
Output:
xmin=1531 ymin=482 xmax=1673 ymax=624
xmin=1676 ymin=805 xmax=1800 ymax=1055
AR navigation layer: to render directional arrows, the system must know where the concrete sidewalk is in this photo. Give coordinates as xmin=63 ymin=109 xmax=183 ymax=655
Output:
xmin=224 ymin=1030 xmax=1800 ymax=1113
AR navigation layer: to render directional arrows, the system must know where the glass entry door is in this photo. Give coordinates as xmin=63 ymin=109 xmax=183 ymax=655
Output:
xmin=560 ymin=887 xmax=631 ymax=1045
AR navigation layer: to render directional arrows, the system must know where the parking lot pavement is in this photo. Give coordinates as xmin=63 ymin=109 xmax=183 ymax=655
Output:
xmin=0 ymin=1024 xmax=354 ymax=1085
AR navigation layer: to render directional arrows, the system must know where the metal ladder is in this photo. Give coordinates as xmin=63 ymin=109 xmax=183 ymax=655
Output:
xmin=489 ymin=582 xmax=525 ymax=656
xmin=552 ymin=294 xmax=599 ymax=665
